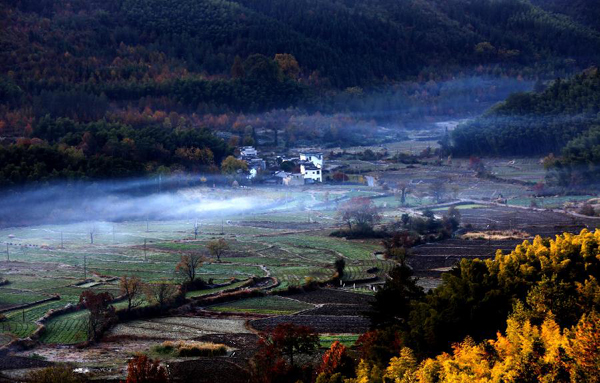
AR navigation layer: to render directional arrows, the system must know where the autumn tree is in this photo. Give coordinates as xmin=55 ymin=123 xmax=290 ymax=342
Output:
xmin=332 ymin=172 xmax=349 ymax=182
xmin=274 ymin=53 xmax=300 ymax=80
xmin=565 ymin=311 xmax=600 ymax=382
xmin=249 ymin=337 xmax=289 ymax=383
xmin=207 ymin=238 xmax=229 ymax=262
xmin=119 ymin=275 xmax=143 ymax=312
xmin=79 ymin=290 xmax=115 ymax=341
xmin=270 ymin=323 xmax=319 ymax=367
xmin=337 ymin=197 xmax=381 ymax=232
xmin=221 ymin=155 xmax=248 ymax=174
xmin=125 ymin=354 xmax=168 ymax=383
xmin=249 ymin=324 xmax=319 ymax=383
xmin=384 ymin=347 xmax=418 ymax=383
xmin=244 ymin=54 xmax=281 ymax=83
xmin=382 ymin=232 xmax=419 ymax=264
xmin=317 ymin=341 xmax=355 ymax=380
xmin=175 ymin=254 xmax=203 ymax=283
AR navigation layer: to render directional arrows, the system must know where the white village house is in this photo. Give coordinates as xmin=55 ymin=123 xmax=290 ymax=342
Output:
xmin=299 ymin=151 xmax=323 ymax=183
xmin=300 ymin=163 xmax=322 ymax=183
xmin=299 ymin=152 xmax=323 ymax=169
xmin=240 ymin=146 xmax=258 ymax=157
xmin=283 ymin=173 xmax=305 ymax=186
xmin=238 ymin=146 xmax=265 ymax=179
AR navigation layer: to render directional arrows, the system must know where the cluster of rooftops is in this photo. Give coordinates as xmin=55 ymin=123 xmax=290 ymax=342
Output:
xmin=238 ymin=146 xmax=324 ymax=184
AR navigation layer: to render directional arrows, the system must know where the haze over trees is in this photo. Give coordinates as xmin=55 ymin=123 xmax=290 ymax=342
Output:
xmin=451 ymin=68 xmax=600 ymax=187
xmin=451 ymin=68 xmax=600 ymax=157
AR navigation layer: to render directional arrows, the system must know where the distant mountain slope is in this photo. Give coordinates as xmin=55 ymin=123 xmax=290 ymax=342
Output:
xmin=530 ymin=0 xmax=600 ymax=32
xmin=451 ymin=68 xmax=600 ymax=156
xmin=2 ymin=0 xmax=600 ymax=93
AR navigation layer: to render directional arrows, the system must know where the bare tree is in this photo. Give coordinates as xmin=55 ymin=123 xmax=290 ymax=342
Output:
xmin=337 ymin=197 xmax=381 ymax=231
xmin=175 ymin=254 xmax=203 ymax=283
xmin=119 ymin=275 xmax=143 ymax=312
xmin=397 ymin=183 xmax=409 ymax=206
xmin=144 ymin=280 xmax=178 ymax=309
xmin=207 ymin=239 xmax=229 ymax=262
xmin=429 ymin=179 xmax=447 ymax=204
xmin=89 ymin=225 xmax=96 ymax=244
xmin=193 ymin=221 xmax=200 ymax=240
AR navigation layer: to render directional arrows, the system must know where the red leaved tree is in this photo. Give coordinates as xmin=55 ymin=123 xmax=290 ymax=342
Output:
xmin=124 ymin=354 xmax=168 ymax=383
xmin=79 ymin=290 xmax=115 ymax=341
xmin=249 ymin=323 xmax=319 ymax=383
xmin=317 ymin=341 xmax=355 ymax=378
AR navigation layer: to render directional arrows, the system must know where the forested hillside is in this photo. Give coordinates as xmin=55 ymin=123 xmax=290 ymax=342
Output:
xmin=2 ymin=0 xmax=600 ymax=184
xmin=450 ymin=68 xmax=600 ymax=186
xmin=531 ymin=0 xmax=600 ymax=32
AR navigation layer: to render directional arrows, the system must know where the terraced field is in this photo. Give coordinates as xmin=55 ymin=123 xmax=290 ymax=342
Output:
xmin=0 ymin=186 xmax=391 ymax=345
xmin=39 ymin=310 xmax=89 ymax=344
xmin=107 ymin=317 xmax=251 ymax=340
xmin=206 ymin=296 xmax=313 ymax=315
xmin=1 ymin=178 xmax=596 ymax=348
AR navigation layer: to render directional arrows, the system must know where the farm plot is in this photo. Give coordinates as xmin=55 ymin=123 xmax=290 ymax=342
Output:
xmin=39 ymin=309 xmax=89 ymax=344
xmin=319 ymin=334 xmax=360 ymax=348
xmin=301 ymin=304 xmax=371 ymax=316
xmin=186 ymin=279 xmax=251 ymax=298
xmin=409 ymin=238 xmax=520 ymax=278
xmin=0 ymin=290 xmax=50 ymax=310
xmin=108 ymin=317 xmax=251 ymax=340
xmin=411 ymin=239 xmax=522 ymax=258
xmin=206 ymin=296 xmax=313 ymax=315
xmin=0 ymin=299 xmax=74 ymax=341
xmin=456 ymin=206 xmax=593 ymax=236
xmin=256 ymin=235 xmax=380 ymax=262
xmin=285 ymin=289 xmax=375 ymax=306
xmin=250 ymin=314 xmax=369 ymax=334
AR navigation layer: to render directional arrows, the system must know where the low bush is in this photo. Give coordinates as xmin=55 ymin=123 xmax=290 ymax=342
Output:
xmin=330 ymin=228 xmax=389 ymax=239
xmin=152 ymin=341 xmax=227 ymax=357
xmin=27 ymin=364 xmax=85 ymax=383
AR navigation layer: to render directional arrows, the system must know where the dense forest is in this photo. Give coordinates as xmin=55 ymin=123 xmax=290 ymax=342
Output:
xmin=531 ymin=0 xmax=600 ymax=32
xmin=451 ymin=68 xmax=600 ymax=186
xmin=2 ymin=0 xmax=600 ymax=184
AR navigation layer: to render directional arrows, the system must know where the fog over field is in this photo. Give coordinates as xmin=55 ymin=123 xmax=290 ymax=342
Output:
xmin=0 ymin=178 xmax=290 ymax=227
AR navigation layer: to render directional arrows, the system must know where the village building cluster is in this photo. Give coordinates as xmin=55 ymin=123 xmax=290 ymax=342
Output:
xmin=237 ymin=146 xmax=324 ymax=185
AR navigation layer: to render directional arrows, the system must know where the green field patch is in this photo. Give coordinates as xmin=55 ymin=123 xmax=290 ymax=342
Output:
xmin=259 ymin=235 xmax=380 ymax=262
xmin=206 ymin=296 xmax=313 ymax=315
xmin=39 ymin=309 xmax=89 ymax=344
xmin=186 ymin=280 xmax=250 ymax=298
xmin=319 ymin=334 xmax=360 ymax=348
xmin=507 ymin=196 xmax=594 ymax=209
xmin=431 ymin=204 xmax=486 ymax=212
xmin=0 ymin=290 xmax=49 ymax=307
